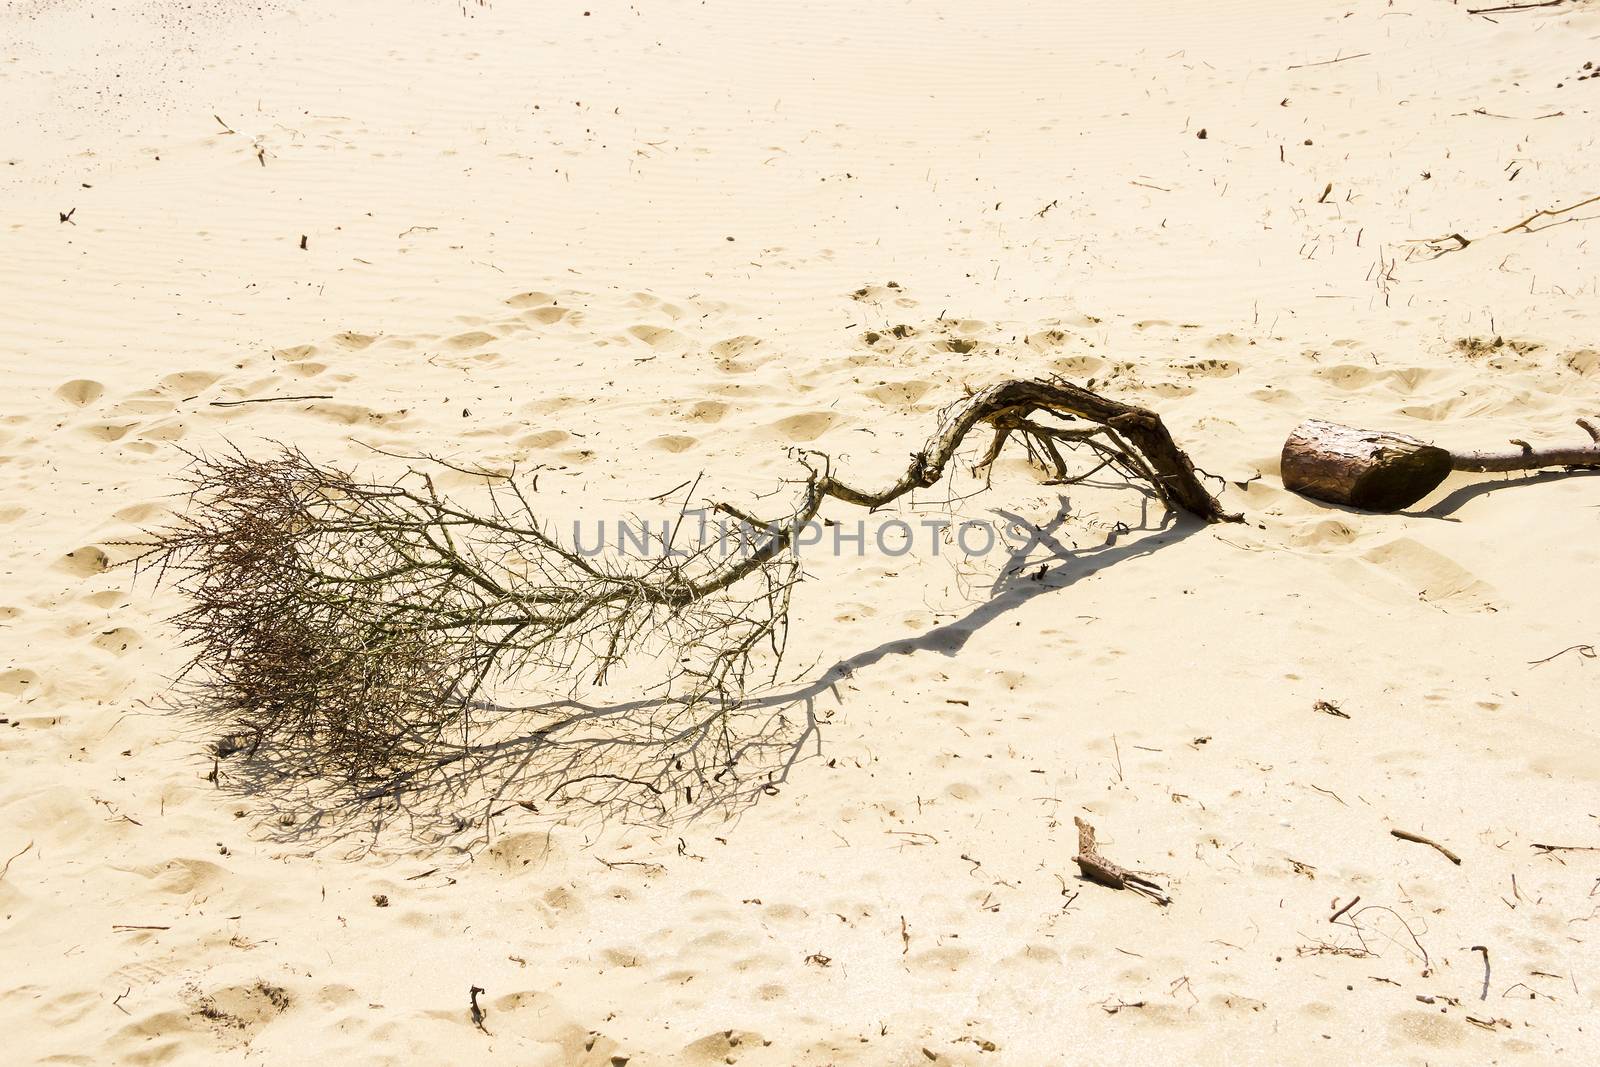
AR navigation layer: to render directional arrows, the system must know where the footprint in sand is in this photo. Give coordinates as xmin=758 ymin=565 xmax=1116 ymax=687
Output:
xmin=864 ymin=379 xmax=933 ymax=407
xmin=483 ymin=829 xmax=564 ymax=873
xmin=683 ymin=400 xmax=728 ymax=423
xmin=770 ymin=411 xmax=837 ymax=442
xmin=518 ymin=429 xmax=570 ymax=449
xmin=1383 ymin=366 xmax=1439 ymax=393
xmin=1394 ymin=396 xmax=1467 ymax=422
xmin=56 ymin=546 xmax=109 ymax=577
xmin=333 ymin=331 xmax=376 ymax=349
xmin=91 ymin=627 xmax=142 ymax=655
xmin=1024 ymin=328 xmax=1072 ymax=351
xmin=648 ymin=434 xmax=698 ymax=453
xmin=446 ymin=330 xmax=497 ymax=350
xmin=1049 ymin=354 xmax=1104 ymax=377
xmin=849 ymin=281 xmax=917 ymax=307
xmin=1205 ymin=331 xmax=1252 ymax=354
xmin=1289 ymin=517 xmax=1362 ymax=550
xmin=681 ymin=1029 xmax=766 ymax=1065
xmin=524 ymin=304 xmax=571 ymax=325
xmin=1362 ymin=537 xmax=1501 ymax=612
xmin=1310 ymin=364 xmax=1378 ymax=391
xmin=0 ymin=668 xmax=39 ymax=699
xmin=1176 ymin=358 xmax=1241 ymax=378
xmin=505 ymin=291 xmax=554 ymax=308
xmin=55 ymin=379 xmax=105 ymax=407
xmin=710 ymin=335 xmax=774 ymax=373
xmin=1564 ymin=349 xmax=1599 ymax=376
xmin=135 ymin=418 xmax=187 ymax=443
xmin=628 ymin=324 xmax=686 ymax=350
xmin=116 ymin=856 xmax=229 ymax=897
xmin=78 ymin=420 xmax=141 ymax=442
xmin=282 ymin=359 xmax=328 ymax=378
xmin=160 ymin=370 xmax=224 ymax=395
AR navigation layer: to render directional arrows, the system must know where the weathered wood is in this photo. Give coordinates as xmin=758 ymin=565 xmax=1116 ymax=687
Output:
xmin=1283 ymin=416 xmax=1600 ymax=512
xmin=1451 ymin=417 xmax=1600 ymax=472
xmin=1281 ymin=419 xmax=1452 ymax=511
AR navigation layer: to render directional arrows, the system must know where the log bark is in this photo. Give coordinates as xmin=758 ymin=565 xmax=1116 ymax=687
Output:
xmin=1281 ymin=420 xmax=1452 ymax=511
xmin=1282 ymin=416 xmax=1600 ymax=512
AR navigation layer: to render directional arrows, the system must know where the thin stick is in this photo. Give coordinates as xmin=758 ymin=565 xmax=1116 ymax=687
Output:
xmin=0 ymin=840 xmax=32 ymax=881
xmin=1503 ymin=194 xmax=1600 ymax=235
xmin=1532 ymin=843 xmax=1600 ymax=853
xmin=1472 ymin=945 xmax=1491 ymax=1000
xmin=1287 ymin=52 xmax=1371 ymax=70
xmin=1528 ymin=644 xmax=1596 ymax=667
xmin=1468 ymin=0 xmax=1566 ymax=13
xmin=209 ymin=395 xmax=334 ymax=407
xmin=1329 ymin=895 xmax=1361 ymax=924
xmin=1391 ymin=829 xmax=1462 ymax=865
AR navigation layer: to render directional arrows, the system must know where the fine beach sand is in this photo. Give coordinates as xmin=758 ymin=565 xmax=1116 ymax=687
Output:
xmin=4 ymin=1 xmax=1600 ymax=1063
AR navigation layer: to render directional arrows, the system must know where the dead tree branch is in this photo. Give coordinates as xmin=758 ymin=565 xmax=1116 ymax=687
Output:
xmin=132 ymin=378 xmax=1233 ymax=844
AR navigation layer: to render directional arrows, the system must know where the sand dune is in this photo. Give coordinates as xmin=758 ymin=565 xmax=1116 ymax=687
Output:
xmin=3 ymin=0 xmax=1600 ymax=1063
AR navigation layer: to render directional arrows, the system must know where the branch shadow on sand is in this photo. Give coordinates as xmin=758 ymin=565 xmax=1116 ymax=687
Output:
xmin=1414 ymin=467 xmax=1600 ymax=520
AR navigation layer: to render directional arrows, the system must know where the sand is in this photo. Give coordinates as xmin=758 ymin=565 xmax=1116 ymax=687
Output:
xmin=3 ymin=0 xmax=1600 ymax=1062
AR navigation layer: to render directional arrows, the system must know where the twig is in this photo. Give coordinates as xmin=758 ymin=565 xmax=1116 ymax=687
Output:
xmin=1467 ymin=0 xmax=1566 ymax=13
xmin=1391 ymin=828 xmax=1462 ymax=865
xmin=1287 ymin=52 xmax=1370 ymax=70
xmin=469 ymin=985 xmax=490 ymax=1035
xmin=1409 ymin=194 xmax=1599 ymax=259
xmin=1528 ymin=644 xmax=1595 ymax=667
xmin=209 ymin=395 xmax=334 ymax=407
xmin=112 ymin=924 xmax=170 ymax=931
xmin=1472 ymin=945 xmax=1491 ymax=1000
xmin=0 ymin=840 xmax=32 ymax=881
xmin=1310 ymin=784 xmax=1347 ymax=806
xmin=1100 ymin=998 xmax=1146 ymax=1014
xmin=1503 ymin=194 xmax=1600 ymax=235
xmin=1329 ymin=895 xmax=1361 ymax=924
xmin=1532 ymin=843 xmax=1600 ymax=854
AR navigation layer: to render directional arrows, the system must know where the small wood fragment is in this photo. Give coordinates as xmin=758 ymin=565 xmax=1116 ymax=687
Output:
xmin=1391 ymin=828 xmax=1462 ymax=865
xmin=1074 ymin=817 xmax=1170 ymax=905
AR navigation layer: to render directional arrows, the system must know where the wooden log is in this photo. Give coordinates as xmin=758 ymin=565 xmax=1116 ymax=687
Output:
xmin=1281 ymin=419 xmax=1452 ymax=511
xmin=1282 ymin=416 xmax=1600 ymax=512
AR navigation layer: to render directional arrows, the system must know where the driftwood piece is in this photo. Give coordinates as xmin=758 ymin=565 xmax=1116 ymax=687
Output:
xmin=1073 ymin=817 xmax=1170 ymax=905
xmin=1283 ymin=416 xmax=1600 ymax=511
xmin=1281 ymin=420 xmax=1451 ymax=511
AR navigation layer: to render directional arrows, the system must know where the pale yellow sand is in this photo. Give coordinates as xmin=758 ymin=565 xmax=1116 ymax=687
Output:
xmin=4 ymin=1 xmax=1600 ymax=1063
